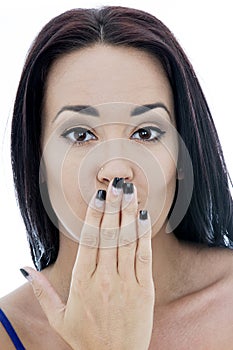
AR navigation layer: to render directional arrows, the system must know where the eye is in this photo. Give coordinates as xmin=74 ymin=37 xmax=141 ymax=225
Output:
xmin=61 ymin=127 xmax=96 ymax=145
xmin=131 ymin=126 xmax=165 ymax=143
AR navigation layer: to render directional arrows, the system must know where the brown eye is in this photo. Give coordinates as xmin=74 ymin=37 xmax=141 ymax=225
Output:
xmin=73 ymin=130 xmax=87 ymax=141
xmin=61 ymin=127 xmax=96 ymax=144
xmin=138 ymin=128 xmax=152 ymax=140
xmin=131 ymin=126 xmax=165 ymax=143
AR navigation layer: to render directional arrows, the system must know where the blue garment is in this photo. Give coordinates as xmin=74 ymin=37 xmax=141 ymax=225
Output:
xmin=0 ymin=308 xmax=25 ymax=349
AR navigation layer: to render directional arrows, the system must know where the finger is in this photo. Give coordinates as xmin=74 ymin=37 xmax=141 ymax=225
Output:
xmin=135 ymin=210 xmax=153 ymax=287
xmin=118 ymin=183 xmax=138 ymax=281
xmin=20 ymin=267 xmax=65 ymax=331
xmin=73 ymin=189 xmax=106 ymax=282
xmin=96 ymin=177 xmax=124 ymax=274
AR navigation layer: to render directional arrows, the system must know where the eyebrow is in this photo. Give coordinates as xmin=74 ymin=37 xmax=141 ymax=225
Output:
xmin=52 ymin=102 xmax=171 ymax=122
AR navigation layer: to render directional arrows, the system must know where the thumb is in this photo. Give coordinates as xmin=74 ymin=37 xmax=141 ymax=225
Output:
xmin=20 ymin=267 xmax=65 ymax=330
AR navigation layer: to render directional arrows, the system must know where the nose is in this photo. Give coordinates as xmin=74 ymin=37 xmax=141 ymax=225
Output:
xmin=97 ymin=160 xmax=134 ymax=185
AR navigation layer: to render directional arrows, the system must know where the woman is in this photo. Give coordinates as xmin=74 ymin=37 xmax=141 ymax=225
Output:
xmin=0 ymin=5 xmax=233 ymax=349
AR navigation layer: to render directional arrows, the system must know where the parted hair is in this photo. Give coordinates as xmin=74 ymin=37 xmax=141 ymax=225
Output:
xmin=11 ymin=6 xmax=233 ymax=270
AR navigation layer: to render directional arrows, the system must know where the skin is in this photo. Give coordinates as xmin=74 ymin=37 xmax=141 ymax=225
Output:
xmin=40 ymin=44 xmax=178 ymax=245
xmin=1 ymin=45 xmax=233 ymax=349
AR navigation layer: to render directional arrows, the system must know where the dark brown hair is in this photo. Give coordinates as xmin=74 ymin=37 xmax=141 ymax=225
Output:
xmin=11 ymin=6 xmax=233 ymax=270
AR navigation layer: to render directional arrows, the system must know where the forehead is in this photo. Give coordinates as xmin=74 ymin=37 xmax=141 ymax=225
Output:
xmin=43 ymin=44 xmax=174 ymax=119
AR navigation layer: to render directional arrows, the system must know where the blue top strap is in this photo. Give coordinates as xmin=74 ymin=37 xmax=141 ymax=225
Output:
xmin=0 ymin=308 xmax=25 ymax=349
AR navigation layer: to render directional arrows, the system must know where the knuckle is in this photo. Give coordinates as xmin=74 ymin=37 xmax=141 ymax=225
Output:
xmin=81 ymin=223 xmax=98 ymax=246
xmin=81 ymin=233 xmax=98 ymax=247
xmin=90 ymin=207 xmax=103 ymax=219
xmin=98 ymin=275 xmax=112 ymax=295
xmin=136 ymin=252 xmax=152 ymax=264
xmin=119 ymin=238 xmax=136 ymax=248
xmin=33 ymin=285 xmax=45 ymax=300
xmin=71 ymin=275 xmax=91 ymax=296
xmin=101 ymin=227 xmax=118 ymax=240
xmin=75 ymin=277 xmax=90 ymax=292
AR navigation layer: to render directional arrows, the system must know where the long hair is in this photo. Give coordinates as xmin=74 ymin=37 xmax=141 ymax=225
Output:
xmin=11 ymin=6 xmax=233 ymax=270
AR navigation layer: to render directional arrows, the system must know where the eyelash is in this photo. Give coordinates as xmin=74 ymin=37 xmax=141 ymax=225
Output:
xmin=61 ymin=126 xmax=166 ymax=146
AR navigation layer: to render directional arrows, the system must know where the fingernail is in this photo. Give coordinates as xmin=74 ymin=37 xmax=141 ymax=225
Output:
xmin=123 ymin=182 xmax=134 ymax=202
xmin=112 ymin=177 xmax=124 ymax=195
xmin=95 ymin=189 xmax=106 ymax=208
xmin=20 ymin=268 xmax=33 ymax=282
xmin=139 ymin=210 xmax=148 ymax=220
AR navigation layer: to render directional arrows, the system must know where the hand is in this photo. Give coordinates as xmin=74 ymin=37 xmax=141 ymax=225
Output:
xmin=24 ymin=178 xmax=155 ymax=350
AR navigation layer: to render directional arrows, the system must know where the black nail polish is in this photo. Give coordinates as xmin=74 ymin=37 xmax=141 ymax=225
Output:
xmin=96 ymin=189 xmax=106 ymax=201
xmin=112 ymin=177 xmax=124 ymax=189
xmin=139 ymin=210 xmax=148 ymax=220
xmin=123 ymin=182 xmax=134 ymax=194
xmin=20 ymin=268 xmax=30 ymax=279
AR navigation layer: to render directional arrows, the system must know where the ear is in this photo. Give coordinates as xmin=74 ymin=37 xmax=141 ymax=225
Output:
xmin=177 ymin=168 xmax=184 ymax=180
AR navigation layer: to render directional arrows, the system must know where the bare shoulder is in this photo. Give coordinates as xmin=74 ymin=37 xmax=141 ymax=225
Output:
xmin=0 ymin=284 xmax=31 ymax=345
xmin=0 ymin=284 xmax=71 ymax=349
xmin=0 ymin=283 xmax=41 ymax=349
xmin=189 ymin=247 xmax=233 ymax=348
xmin=152 ymin=246 xmax=233 ymax=350
xmin=187 ymin=247 xmax=233 ymax=348
xmin=0 ymin=282 xmax=33 ymax=318
xmin=201 ymin=262 xmax=233 ymax=349
xmin=0 ymin=322 xmax=16 ymax=349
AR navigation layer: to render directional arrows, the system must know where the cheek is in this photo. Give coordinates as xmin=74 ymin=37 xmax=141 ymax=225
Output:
xmin=60 ymin=154 xmax=92 ymax=216
xmin=41 ymin=138 xmax=90 ymax=241
xmin=145 ymin=147 xmax=178 ymax=234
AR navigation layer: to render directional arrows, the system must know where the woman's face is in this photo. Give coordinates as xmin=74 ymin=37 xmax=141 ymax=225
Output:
xmin=41 ymin=44 xmax=178 ymax=242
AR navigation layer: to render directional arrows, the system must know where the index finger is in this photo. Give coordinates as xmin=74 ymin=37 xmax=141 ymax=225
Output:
xmin=72 ymin=189 xmax=106 ymax=282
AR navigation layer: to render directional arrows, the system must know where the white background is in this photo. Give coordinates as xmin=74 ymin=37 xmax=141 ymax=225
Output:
xmin=0 ymin=0 xmax=232 ymax=297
